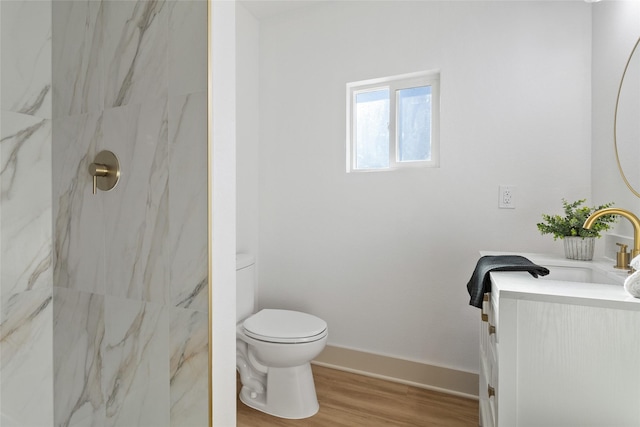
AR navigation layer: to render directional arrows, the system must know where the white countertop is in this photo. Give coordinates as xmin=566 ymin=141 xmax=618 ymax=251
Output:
xmin=480 ymin=251 xmax=640 ymax=311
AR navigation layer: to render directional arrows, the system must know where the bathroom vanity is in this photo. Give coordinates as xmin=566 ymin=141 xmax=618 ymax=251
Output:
xmin=478 ymin=252 xmax=640 ymax=427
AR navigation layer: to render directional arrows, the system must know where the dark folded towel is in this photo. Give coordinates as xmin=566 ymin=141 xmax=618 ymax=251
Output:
xmin=467 ymin=255 xmax=550 ymax=308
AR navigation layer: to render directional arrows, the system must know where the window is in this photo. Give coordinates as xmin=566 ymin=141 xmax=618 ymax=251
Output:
xmin=346 ymin=70 xmax=440 ymax=172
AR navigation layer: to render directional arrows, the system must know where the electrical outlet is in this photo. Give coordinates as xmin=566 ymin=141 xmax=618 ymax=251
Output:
xmin=499 ymin=185 xmax=516 ymax=209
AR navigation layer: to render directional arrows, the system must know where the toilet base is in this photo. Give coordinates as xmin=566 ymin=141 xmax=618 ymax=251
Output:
xmin=239 ymin=363 xmax=319 ymax=419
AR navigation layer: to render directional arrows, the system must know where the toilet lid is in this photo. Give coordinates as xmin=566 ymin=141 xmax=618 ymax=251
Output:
xmin=243 ymin=309 xmax=327 ymax=344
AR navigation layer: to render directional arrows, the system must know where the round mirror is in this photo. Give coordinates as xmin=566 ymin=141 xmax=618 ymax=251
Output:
xmin=615 ymin=36 xmax=640 ymax=198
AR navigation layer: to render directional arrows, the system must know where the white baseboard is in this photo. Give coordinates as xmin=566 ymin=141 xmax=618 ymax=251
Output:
xmin=312 ymin=345 xmax=479 ymax=400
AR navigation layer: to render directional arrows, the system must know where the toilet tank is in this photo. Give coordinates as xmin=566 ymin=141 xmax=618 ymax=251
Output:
xmin=236 ymin=253 xmax=256 ymax=322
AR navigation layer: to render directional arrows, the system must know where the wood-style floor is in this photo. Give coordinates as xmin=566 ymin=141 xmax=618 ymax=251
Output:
xmin=237 ymin=365 xmax=479 ymax=426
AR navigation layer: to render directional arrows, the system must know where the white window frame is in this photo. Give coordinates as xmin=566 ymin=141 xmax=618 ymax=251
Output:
xmin=346 ymin=70 xmax=440 ymax=172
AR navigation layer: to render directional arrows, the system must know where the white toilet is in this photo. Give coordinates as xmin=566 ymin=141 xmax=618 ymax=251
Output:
xmin=236 ymin=254 xmax=328 ymax=419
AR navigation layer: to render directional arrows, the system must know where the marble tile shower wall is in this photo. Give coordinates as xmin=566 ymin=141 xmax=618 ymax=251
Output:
xmin=51 ymin=1 xmax=208 ymax=426
xmin=1 ymin=1 xmax=208 ymax=426
xmin=0 ymin=1 xmax=55 ymax=426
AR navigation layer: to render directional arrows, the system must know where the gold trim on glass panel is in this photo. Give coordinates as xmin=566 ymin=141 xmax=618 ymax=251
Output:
xmin=614 ymin=36 xmax=640 ymax=198
xmin=207 ymin=0 xmax=213 ymax=426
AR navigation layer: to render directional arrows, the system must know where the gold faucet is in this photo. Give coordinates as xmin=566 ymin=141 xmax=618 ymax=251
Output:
xmin=583 ymin=208 xmax=640 ymax=259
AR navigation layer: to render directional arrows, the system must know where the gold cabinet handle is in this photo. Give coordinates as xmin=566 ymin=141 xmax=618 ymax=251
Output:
xmin=488 ymin=385 xmax=495 ymax=398
xmin=481 ymin=293 xmax=490 ymax=322
xmin=88 ymin=150 xmax=120 ymax=194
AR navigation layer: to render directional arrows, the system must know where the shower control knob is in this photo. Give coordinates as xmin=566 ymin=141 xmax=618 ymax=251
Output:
xmin=89 ymin=163 xmax=109 ymax=194
xmin=88 ymin=150 xmax=120 ymax=194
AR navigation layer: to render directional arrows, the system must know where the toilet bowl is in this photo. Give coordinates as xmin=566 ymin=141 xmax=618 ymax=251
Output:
xmin=236 ymin=255 xmax=328 ymax=419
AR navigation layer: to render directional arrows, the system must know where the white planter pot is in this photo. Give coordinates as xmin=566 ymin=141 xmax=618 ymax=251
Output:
xmin=563 ymin=237 xmax=595 ymax=261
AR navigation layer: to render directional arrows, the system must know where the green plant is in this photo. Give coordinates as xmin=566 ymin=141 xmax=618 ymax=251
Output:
xmin=537 ymin=199 xmax=616 ymax=240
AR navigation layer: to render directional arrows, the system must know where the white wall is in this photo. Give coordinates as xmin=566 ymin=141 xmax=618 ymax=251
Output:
xmin=237 ymin=5 xmax=260 ymax=259
xmin=592 ymin=1 xmax=640 ymax=241
xmin=211 ymin=1 xmax=237 ymax=425
xmin=255 ymin=1 xmax=592 ymax=374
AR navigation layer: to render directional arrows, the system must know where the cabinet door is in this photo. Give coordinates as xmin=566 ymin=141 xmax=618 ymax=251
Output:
xmin=479 ymin=352 xmax=493 ymax=427
xmin=479 ymin=293 xmax=495 ymax=427
xmin=480 ymin=293 xmax=498 ymax=427
xmin=487 ymin=338 xmax=498 ymax=426
xmin=487 ymin=294 xmax=498 ymax=426
xmin=514 ymin=300 xmax=640 ymax=426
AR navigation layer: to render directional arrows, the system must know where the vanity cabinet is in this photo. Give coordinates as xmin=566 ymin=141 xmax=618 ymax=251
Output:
xmin=478 ymin=272 xmax=640 ymax=427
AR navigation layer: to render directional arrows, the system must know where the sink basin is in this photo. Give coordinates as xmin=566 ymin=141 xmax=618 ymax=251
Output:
xmin=539 ymin=265 xmax=625 ymax=286
xmin=540 ymin=266 xmax=593 ymax=282
xmin=479 ymin=251 xmax=629 ymax=287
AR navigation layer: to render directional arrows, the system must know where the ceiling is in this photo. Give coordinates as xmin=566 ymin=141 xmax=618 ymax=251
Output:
xmin=239 ymin=0 xmax=594 ymax=20
xmin=240 ymin=0 xmax=322 ymax=20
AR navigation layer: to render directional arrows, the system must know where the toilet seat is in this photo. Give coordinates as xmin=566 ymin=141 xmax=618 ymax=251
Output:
xmin=243 ymin=309 xmax=327 ymax=344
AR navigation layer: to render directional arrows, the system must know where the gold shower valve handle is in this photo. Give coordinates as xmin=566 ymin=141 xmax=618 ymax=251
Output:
xmin=89 ymin=163 xmax=109 ymax=194
xmin=88 ymin=150 xmax=120 ymax=194
xmin=88 ymin=163 xmax=109 ymax=176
